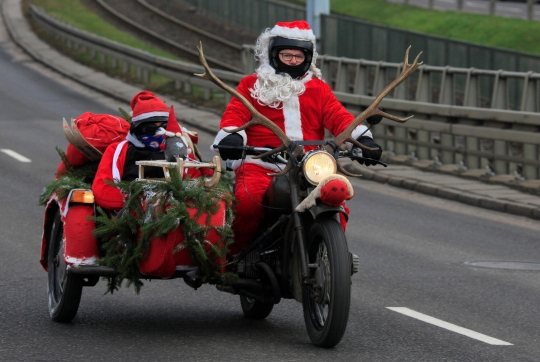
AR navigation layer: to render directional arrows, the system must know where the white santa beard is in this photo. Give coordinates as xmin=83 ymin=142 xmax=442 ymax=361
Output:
xmin=250 ymin=67 xmax=306 ymax=109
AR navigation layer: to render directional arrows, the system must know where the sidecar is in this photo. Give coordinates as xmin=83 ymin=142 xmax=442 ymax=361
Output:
xmin=40 ymin=157 xmax=228 ymax=322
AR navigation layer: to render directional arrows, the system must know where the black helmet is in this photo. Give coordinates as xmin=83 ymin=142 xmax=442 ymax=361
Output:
xmin=269 ymin=36 xmax=313 ymax=79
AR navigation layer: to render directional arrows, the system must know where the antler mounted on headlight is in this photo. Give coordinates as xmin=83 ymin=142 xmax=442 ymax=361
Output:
xmin=326 ymin=46 xmax=422 ymax=176
xmin=195 ymin=41 xmax=422 ymax=177
xmin=325 ymin=46 xmax=423 ymax=154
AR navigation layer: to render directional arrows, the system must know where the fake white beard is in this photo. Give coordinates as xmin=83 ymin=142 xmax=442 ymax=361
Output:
xmin=250 ymin=65 xmax=307 ymax=109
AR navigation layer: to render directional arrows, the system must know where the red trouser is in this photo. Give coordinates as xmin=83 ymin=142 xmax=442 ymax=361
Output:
xmin=229 ymin=163 xmax=273 ymax=255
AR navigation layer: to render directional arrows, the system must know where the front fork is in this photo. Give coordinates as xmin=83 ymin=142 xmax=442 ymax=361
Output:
xmin=288 ymin=169 xmax=311 ymax=284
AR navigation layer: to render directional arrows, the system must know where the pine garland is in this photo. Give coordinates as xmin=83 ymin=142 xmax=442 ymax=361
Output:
xmin=118 ymin=107 xmax=132 ymax=123
xmin=92 ymin=168 xmax=235 ymax=294
xmin=40 ymin=143 xmax=236 ymax=295
xmin=38 ymin=147 xmax=92 ymax=205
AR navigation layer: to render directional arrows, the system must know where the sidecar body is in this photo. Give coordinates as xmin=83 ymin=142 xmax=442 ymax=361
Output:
xmin=40 ymin=157 xmax=229 ymax=322
xmin=40 ymin=187 xmax=229 ymax=279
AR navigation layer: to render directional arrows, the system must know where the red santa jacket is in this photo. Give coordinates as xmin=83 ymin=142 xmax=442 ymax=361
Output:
xmin=91 ymin=140 xmax=130 ymax=210
xmin=92 ymin=140 xmax=211 ymax=210
xmin=213 ymin=73 xmax=370 ymax=171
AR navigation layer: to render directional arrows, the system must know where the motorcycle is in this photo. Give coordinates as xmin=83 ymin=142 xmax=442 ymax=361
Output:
xmin=39 ymin=43 xmax=421 ymax=348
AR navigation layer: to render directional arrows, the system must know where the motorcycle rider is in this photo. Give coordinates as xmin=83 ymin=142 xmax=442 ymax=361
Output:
xmin=213 ymin=20 xmax=383 ymax=255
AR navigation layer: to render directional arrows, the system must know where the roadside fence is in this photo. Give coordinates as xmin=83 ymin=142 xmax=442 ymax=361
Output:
xmin=29 ymin=4 xmax=540 ymax=183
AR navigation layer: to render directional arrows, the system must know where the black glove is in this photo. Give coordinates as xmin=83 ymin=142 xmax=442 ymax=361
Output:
xmin=217 ymin=133 xmax=243 ymax=160
xmin=366 ymin=107 xmax=384 ymax=125
xmin=356 ymin=136 xmax=382 ymax=166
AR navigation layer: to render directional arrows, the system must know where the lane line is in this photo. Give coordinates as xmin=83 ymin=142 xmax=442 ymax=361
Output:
xmin=1 ymin=149 xmax=31 ymax=163
xmin=387 ymin=307 xmax=513 ymax=346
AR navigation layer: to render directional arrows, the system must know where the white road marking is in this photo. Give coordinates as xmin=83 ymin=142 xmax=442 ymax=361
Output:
xmin=387 ymin=307 xmax=513 ymax=345
xmin=1 ymin=149 xmax=31 ymax=162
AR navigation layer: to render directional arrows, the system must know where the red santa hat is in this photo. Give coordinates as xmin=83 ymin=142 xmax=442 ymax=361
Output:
xmin=163 ymin=106 xmax=200 ymax=145
xmin=269 ymin=20 xmax=316 ymax=45
xmin=165 ymin=105 xmax=182 ymax=135
xmin=130 ymin=91 xmax=169 ymax=127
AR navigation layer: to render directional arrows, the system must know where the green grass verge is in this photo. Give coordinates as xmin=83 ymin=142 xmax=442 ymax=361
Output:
xmin=22 ymin=0 xmax=227 ymax=111
xmin=285 ymin=0 xmax=540 ymax=55
xmin=24 ymin=0 xmax=178 ymax=59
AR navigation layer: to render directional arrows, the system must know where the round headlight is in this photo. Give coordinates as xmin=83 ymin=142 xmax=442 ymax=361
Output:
xmin=303 ymin=151 xmax=337 ymax=185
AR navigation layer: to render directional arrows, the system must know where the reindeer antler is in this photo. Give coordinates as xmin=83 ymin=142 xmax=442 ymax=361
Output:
xmin=325 ymin=46 xmax=423 ymax=154
xmin=194 ymin=42 xmax=302 ymax=165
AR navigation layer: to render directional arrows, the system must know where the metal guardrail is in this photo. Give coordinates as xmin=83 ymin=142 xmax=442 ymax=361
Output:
xmin=30 ymin=5 xmax=540 ymax=182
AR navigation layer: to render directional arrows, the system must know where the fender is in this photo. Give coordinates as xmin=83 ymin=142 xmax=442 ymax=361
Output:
xmin=40 ymin=190 xmax=99 ymax=271
xmin=306 ymin=202 xmax=348 ymax=222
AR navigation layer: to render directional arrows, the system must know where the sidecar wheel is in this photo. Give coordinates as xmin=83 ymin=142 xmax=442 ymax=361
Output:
xmin=302 ymin=217 xmax=351 ymax=348
xmin=47 ymin=211 xmax=83 ymax=323
xmin=240 ymin=295 xmax=274 ymax=320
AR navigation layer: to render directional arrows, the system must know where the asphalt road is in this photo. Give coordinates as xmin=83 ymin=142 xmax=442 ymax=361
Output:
xmin=1 ymin=15 xmax=540 ymax=362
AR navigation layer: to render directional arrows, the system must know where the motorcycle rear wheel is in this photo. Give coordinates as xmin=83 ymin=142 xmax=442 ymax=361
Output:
xmin=47 ymin=211 xmax=83 ymax=322
xmin=240 ymin=295 xmax=274 ymax=320
xmin=302 ymin=217 xmax=351 ymax=348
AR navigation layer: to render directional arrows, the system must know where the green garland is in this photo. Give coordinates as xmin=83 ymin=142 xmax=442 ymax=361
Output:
xmin=92 ymin=168 xmax=235 ymax=294
xmin=38 ymin=147 xmax=92 ymax=205
xmin=40 ymin=148 xmax=236 ymax=294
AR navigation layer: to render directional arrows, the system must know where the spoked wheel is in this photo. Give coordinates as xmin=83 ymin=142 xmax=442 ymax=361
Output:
xmin=47 ymin=211 xmax=83 ymax=322
xmin=302 ymin=217 xmax=351 ymax=348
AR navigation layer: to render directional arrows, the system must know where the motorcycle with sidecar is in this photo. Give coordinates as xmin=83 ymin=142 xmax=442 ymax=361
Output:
xmin=39 ymin=44 xmax=421 ymax=348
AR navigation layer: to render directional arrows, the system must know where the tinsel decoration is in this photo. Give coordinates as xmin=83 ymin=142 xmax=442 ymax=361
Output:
xmin=92 ymin=167 xmax=235 ymax=294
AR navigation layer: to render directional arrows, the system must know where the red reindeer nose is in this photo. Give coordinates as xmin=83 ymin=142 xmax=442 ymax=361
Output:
xmin=320 ymin=179 xmax=350 ymax=207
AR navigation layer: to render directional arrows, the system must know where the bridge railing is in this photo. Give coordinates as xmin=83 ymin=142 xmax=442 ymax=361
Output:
xmin=30 ymin=5 xmax=540 ymax=182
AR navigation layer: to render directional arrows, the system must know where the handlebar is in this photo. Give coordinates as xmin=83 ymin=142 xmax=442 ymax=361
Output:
xmin=213 ymin=144 xmax=388 ymax=167
xmin=347 ymin=148 xmax=388 ymax=167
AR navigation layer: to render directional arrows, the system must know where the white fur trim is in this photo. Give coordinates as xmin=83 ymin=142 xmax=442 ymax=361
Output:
xmin=282 ymin=96 xmax=303 ymax=141
xmin=126 ymin=132 xmax=145 ymax=148
xmin=131 ymin=111 xmax=169 ymax=122
xmin=65 ymin=256 xmax=98 ymax=266
xmin=352 ymin=124 xmax=372 ymax=139
xmin=230 ymin=156 xmax=285 ymax=173
xmin=112 ymin=140 xmax=129 ymax=181
xmin=211 ymin=128 xmax=247 ymax=153
xmin=270 ymin=25 xmax=316 ymax=43
xmin=296 ymin=174 xmax=354 ymax=212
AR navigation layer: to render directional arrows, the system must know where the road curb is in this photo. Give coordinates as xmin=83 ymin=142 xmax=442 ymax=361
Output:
xmin=343 ymin=161 xmax=540 ymax=220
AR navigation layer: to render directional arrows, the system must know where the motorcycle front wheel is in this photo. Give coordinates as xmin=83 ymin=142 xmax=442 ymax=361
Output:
xmin=302 ymin=217 xmax=351 ymax=348
xmin=47 ymin=211 xmax=83 ymax=322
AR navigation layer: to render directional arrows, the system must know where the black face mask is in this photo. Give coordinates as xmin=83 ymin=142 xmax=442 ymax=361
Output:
xmin=275 ymin=58 xmax=307 ymax=80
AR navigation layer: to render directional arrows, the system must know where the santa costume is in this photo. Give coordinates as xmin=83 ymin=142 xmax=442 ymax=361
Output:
xmin=213 ymin=20 xmax=373 ymax=254
xmin=92 ymin=91 xmax=204 ymax=210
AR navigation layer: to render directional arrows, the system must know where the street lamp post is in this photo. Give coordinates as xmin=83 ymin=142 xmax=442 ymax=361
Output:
xmin=306 ymin=0 xmax=329 ymax=51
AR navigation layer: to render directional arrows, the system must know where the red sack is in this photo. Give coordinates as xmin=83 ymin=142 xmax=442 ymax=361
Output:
xmin=57 ymin=113 xmax=130 ymax=177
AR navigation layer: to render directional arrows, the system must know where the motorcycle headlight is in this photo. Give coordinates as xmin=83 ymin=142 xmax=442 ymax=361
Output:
xmin=303 ymin=151 xmax=337 ymax=185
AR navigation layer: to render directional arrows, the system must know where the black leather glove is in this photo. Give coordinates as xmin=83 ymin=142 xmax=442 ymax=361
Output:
xmin=356 ymin=136 xmax=382 ymax=166
xmin=217 ymin=133 xmax=243 ymax=160
xmin=366 ymin=107 xmax=384 ymax=125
